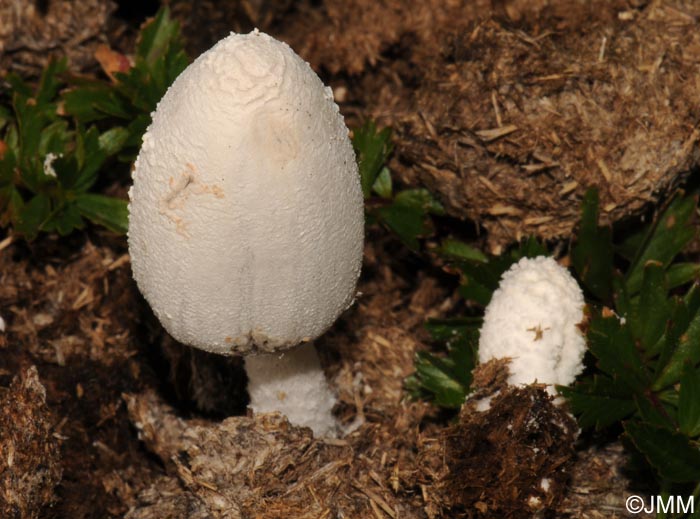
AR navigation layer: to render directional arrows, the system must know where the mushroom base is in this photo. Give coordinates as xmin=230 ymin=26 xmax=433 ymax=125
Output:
xmin=245 ymin=342 xmax=338 ymax=437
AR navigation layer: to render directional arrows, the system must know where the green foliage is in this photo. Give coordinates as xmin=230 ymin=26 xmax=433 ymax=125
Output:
xmin=63 ymin=7 xmax=188 ymax=160
xmin=559 ymin=189 xmax=700 ymax=487
xmin=352 ymin=121 xmax=444 ymax=249
xmin=0 ymin=7 xmax=187 ymax=240
xmin=405 ymin=318 xmax=479 ymax=408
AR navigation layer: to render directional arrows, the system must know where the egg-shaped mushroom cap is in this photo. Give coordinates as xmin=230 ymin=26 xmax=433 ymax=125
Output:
xmin=128 ymin=30 xmax=363 ymax=355
xmin=477 ymin=256 xmax=586 ymax=393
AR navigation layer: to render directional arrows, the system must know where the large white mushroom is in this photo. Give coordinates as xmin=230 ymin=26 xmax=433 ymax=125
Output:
xmin=128 ymin=30 xmax=364 ymax=436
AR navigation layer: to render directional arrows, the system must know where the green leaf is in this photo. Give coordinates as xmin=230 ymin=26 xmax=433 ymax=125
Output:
xmin=371 ymin=166 xmax=392 ymax=198
xmin=572 ymin=188 xmax=614 ymax=301
xmin=408 ymin=319 xmax=478 ymax=407
xmin=439 ymin=238 xmax=488 ymax=263
xmin=38 ymin=120 xmax=71 ymax=156
xmin=410 ymin=352 xmax=469 ymax=408
xmin=650 ymin=290 xmax=695 ymax=369
xmin=136 ymin=7 xmax=186 ymax=70
xmin=394 ymin=188 xmax=445 ymax=215
xmin=35 ymin=58 xmax=67 ymax=106
xmin=376 ymin=203 xmax=426 ymax=250
xmin=560 ymin=381 xmax=636 ymax=430
xmin=637 ymin=261 xmax=672 ymax=351
xmin=44 ymin=202 xmax=85 ymax=236
xmin=667 ymin=263 xmax=700 ymax=290
xmin=424 ymin=317 xmax=482 ymax=343
xmin=15 ymin=193 xmax=51 ymax=240
xmin=625 ymin=421 xmax=700 ymax=483
xmin=679 ymin=363 xmax=700 ymax=437
xmin=625 ymin=194 xmax=697 ymax=294
xmin=515 ymin=236 xmax=548 ymax=258
xmin=74 ymin=193 xmax=128 ymax=234
xmin=98 ymin=126 xmax=130 ymax=157
xmin=653 ymin=311 xmax=700 ymax=391
xmin=588 ymin=314 xmax=651 ymax=393
xmin=63 ymin=81 xmax=133 ymax=122
xmin=406 ymin=322 xmax=476 ymax=408
xmin=69 ymin=126 xmax=105 ymax=192
xmin=634 ymin=394 xmax=675 ymax=429
xmin=352 ymin=120 xmax=393 ymax=199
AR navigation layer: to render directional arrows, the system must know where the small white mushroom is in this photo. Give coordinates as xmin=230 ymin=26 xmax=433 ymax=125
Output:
xmin=128 ymin=30 xmax=363 ymax=436
xmin=477 ymin=256 xmax=586 ymax=395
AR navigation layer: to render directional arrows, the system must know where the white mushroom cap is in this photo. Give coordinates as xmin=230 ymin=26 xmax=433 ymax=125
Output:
xmin=128 ymin=30 xmax=363 ymax=355
xmin=477 ymin=256 xmax=586 ymax=394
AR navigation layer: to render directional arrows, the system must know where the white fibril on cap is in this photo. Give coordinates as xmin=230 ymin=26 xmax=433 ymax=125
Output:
xmin=478 ymin=256 xmax=586 ymax=395
xmin=128 ymin=30 xmax=364 ymax=436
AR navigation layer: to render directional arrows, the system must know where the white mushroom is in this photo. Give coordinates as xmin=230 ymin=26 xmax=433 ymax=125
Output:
xmin=128 ymin=30 xmax=364 ymax=436
xmin=477 ymin=256 xmax=586 ymax=395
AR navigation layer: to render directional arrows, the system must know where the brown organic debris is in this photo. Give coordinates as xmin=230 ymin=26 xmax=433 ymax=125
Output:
xmin=123 ymin=390 xmax=428 ymax=519
xmin=281 ymin=0 xmax=700 ymax=250
xmin=0 ymin=366 xmax=62 ymax=518
xmin=431 ymin=385 xmax=578 ymax=518
xmin=0 ymin=0 xmax=116 ymax=76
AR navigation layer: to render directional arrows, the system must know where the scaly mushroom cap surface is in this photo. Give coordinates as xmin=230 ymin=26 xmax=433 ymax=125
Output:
xmin=477 ymin=256 xmax=586 ymax=393
xmin=128 ymin=30 xmax=363 ymax=355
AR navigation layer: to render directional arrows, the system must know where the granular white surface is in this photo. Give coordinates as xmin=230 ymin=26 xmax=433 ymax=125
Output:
xmin=477 ymin=256 xmax=586 ymax=394
xmin=245 ymin=342 xmax=337 ymax=437
xmin=128 ymin=30 xmax=363 ymax=355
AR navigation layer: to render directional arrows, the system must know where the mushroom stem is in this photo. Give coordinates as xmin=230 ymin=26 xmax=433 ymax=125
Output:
xmin=244 ymin=342 xmax=338 ymax=437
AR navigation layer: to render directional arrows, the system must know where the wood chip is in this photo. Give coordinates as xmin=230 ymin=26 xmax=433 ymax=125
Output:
xmin=0 ymin=235 xmax=12 ymax=252
xmin=107 ymin=254 xmax=130 ymax=271
xmin=475 ymin=124 xmax=518 ymax=142
xmin=353 ymin=484 xmax=396 ymax=519
xmin=488 ymin=204 xmax=522 ymax=216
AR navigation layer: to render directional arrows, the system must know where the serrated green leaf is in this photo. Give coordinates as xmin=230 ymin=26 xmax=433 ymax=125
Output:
xmin=634 ymin=394 xmax=675 ymax=429
xmin=559 ymin=376 xmax=636 ymax=430
xmin=572 ymin=188 xmax=614 ymax=301
xmin=371 ymin=166 xmax=392 ymax=198
xmin=626 ymin=194 xmax=697 ymax=294
xmin=625 ymin=421 xmax=700 ymax=483
xmin=679 ymin=364 xmax=700 ymax=437
xmin=439 ymin=238 xmax=488 ymax=263
xmin=352 ymin=120 xmax=393 ymax=199
xmin=588 ymin=314 xmax=651 ymax=393
xmin=74 ymin=193 xmax=128 ymax=234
